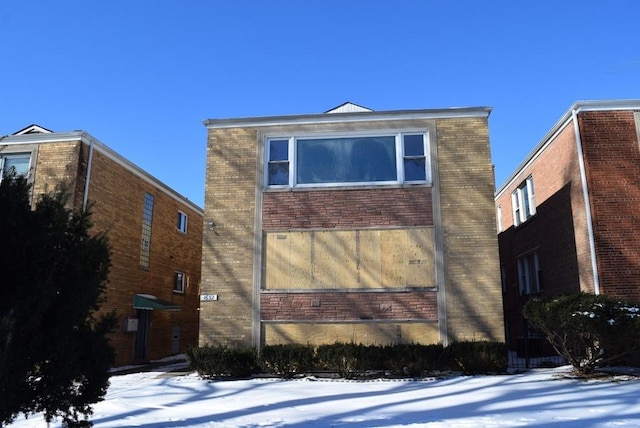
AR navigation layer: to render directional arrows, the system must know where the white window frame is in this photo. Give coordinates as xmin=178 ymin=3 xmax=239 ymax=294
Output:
xmin=177 ymin=211 xmax=188 ymax=234
xmin=511 ymin=176 xmax=536 ymax=226
xmin=265 ymin=131 xmax=431 ymax=189
xmin=517 ymin=252 xmax=541 ymax=295
xmin=174 ymin=271 xmax=186 ymax=293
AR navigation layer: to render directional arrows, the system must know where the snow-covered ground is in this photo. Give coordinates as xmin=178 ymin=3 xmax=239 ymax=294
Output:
xmin=9 ymin=363 xmax=640 ymax=427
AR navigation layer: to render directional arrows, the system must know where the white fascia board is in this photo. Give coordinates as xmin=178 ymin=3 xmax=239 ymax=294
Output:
xmin=203 ymin=107 xmax=492 ymax=129
xmin=495 ymin=99 xmax=640 ymax=199
xmin=0 ymin=132 xmax=203 ymax=215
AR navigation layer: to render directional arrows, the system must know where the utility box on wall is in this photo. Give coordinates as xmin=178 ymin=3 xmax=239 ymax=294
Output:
xmin=124 ymin=317 xmax=139 ymax=332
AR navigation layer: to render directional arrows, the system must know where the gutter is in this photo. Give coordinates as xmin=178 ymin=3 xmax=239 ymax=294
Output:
xmin=82 ymin=136 xmax=94 ymax=211
xmin=572 ymin=109 xmax=601 ymax=295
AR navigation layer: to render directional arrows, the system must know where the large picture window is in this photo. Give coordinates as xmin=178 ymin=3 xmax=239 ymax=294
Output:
xmin=266 ymin=132 xmax=430 ymax=188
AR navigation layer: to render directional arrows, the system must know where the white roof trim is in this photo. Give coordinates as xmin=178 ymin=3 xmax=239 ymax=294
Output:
xmin=204 ymin=107 xmax=492 ymax=129
xmin=495 ymin=99 xmax=640 ymax=198
xmin=325 ymin=102 xmax=373 ymax=114
xmin=0 ymin=131 xmax=203 ymax=214
xmin=12 ymin=124 xmax=53 ymax=135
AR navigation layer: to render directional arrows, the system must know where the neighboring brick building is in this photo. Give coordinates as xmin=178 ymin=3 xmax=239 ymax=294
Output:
xmin=200 ymin=102 xmax=504 ymax=348
xmin=0 ymin=125 xmax=203 ymax=366
xmin=495 ymin=100 xmax=640 ymax=356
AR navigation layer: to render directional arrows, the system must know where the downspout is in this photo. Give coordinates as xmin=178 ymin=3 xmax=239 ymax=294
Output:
xmin=572 ymin=109 xmax=601 ymax=295
xmin=82 ymin=138 xmax=94 ymax=211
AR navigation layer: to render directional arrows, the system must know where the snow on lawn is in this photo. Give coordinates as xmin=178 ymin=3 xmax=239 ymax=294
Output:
xmin=9 ymin=364 xmax=640 ymax=427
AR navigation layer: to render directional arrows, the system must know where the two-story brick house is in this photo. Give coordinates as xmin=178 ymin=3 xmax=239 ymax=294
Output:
xmin=199 ymin=102 xmax=504 ymax=348
xmin=495 ymin=100 xmax=640 ymax=355
xmin=0 ymin=125 xmax=203 ymax=366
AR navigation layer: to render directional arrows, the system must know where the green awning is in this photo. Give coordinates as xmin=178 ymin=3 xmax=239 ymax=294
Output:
xmin=133 ymin=294 xmax=181 ymax=311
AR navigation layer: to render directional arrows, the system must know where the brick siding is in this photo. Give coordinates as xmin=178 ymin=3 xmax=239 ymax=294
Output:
xmin=262 ymin=187 xmax=433 ymax=230
xmin=261 ymin=291 xmax=438 ymax=321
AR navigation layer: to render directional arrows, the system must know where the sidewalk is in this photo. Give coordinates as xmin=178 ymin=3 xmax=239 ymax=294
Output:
xmin=110 ymin=357 xmax=190 ymax=377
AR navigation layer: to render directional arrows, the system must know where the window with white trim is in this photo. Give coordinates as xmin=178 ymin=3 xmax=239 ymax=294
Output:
xmin=265 ymin=132 xmax=430 ymax=188
xmin=177 ymin=211 xmax=188 ymax=233
xmin=174 ymin=271 xmax=186 ymax=293
xmin=1 ymin=153 xmax=30 ymax=179
xmin=512 ymin=176 xmax=535 ymax=226
xmin=517 ymin=252 xmax=541 ymax=295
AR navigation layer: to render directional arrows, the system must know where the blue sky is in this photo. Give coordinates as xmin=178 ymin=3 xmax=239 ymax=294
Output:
xmin=2 ymin=1 xmax=639 ymax=208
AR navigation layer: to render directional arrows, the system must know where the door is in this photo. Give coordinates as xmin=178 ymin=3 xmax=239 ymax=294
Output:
xmin=134 ymin=309 xmax=150 ymax=361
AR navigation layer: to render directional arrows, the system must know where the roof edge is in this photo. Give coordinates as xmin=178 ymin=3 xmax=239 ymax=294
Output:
xmin=495 ymin=99 xmax=640 ymax=198
xmin=203 ymin=106 xmax=492 ymax=129
xmin=0 ymin=131 xmax=203 ymax=214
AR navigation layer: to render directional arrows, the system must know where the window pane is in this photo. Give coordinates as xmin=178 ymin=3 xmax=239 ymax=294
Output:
xmin=3 ymin=155 xmax=30 ymax=177
xmin=268 ymin=162 xmax=289 ymax=185
xmin=297 ymin=136 xmax=396 ymax=184
xmin=177 ymin=212 xmax=188 ymax=233
xmin=269 ymin=140 xmax=288 ymax=161
xmin=404 ymin=158 xmax=426 ymax=181
xmin=403 ymin=135 xmax=424 ymax=156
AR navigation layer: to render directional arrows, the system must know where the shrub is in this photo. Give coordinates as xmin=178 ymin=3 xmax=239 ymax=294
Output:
xmin=186 ymin=345 xmax=259 ymax=379
xmin=444 ymin=341 xmax=508 ymax=374
xmin=385 ymin=343 xmax=445 ymax=377
xmin=315 ymin=343 xmax=381 ymax=379
xmin=260 ymin=344 xmax=315 ymax=378
xmin=523 ymin=292 xmax=640 ymax=374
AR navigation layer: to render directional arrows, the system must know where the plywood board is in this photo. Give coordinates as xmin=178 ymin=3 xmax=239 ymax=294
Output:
xmin=264 ymin=228 xmax=435 ymax=289
xmin=263 ymin=322 xmax=440 ymax=346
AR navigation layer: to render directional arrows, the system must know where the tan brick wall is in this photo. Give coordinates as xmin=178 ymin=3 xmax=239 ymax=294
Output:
xmin=23 ymin=139 xmax=202 ymax=366
xmin=32 ymin=141 xmax=85 ymax=208
xmin=85 ymin=148 xmax=202 ymax=366
xmin=263 ymin=322 xmax=440 ymax=346
xmin=437 ymin=117 xmax=505 ymax=342
xmin=201 ymin=113 xmax=504 ymax=348
xmin=199 ymin=128 xmax=259 ymax=347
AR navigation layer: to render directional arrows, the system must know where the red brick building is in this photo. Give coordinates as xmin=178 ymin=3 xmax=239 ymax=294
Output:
xmin=200 ymin=102 xmax=504 ymax=348
xmin=0 ymin=125 xmax=203 ymax=366
xmin=495 ymin=100 xmax=640 ymax=355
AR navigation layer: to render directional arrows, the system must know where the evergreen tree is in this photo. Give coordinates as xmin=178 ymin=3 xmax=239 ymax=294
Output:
xmin=0 ymin=175 xmax=116 ymax=427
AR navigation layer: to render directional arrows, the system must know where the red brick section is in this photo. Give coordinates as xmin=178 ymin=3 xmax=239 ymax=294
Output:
xmin=261 ymin=291 xmax=438 ymax=321
xmin=262 ymin=187 xmax=433 ymax=230
xmin=579 ymin=110 xmax=640 ymax=303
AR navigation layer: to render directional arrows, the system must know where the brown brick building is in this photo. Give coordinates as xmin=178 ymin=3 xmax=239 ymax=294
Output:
xmin=495 ymin=100 xmax=640 ymax=355
xmin=0 ymin=125 xmax=203 ymax=366
xmin=200 ymin=102 xmax=504 ymax=348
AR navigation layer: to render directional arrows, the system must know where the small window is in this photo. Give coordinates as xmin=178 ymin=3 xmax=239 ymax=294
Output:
xmin=177 ymin=211 xmax=188 ymax=233
xmin=403 ymin=134 xmax=426 ymax=182
xmin=512 ymin=176 xmax=536 ymax=226
xmin=1 ymin=154 xmax=30 ymax=179
xmin=267 ymin=139 xmax=290 ymax=185
xmin=174 ymin=271 xmax=186 ymax=293
xmin=140 ymin=193 xmax=154 ymax=269
xmin=517 ymin=252 xmax=541 ymax=295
